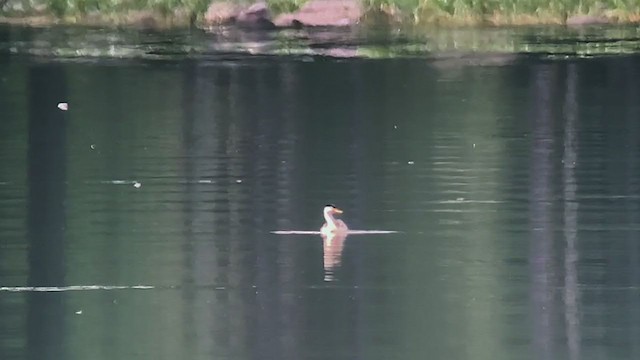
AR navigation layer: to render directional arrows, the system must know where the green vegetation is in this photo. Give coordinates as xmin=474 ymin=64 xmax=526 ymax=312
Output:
xmin=0 ymin=0 xmax=639 ymax=28
xmin=0 ymin=0 xmax=211 ymax=27
xmin=363 ymin=0 xmax=640 ymax=25
xmin=268 ymin=0 xmax=305 ymax=14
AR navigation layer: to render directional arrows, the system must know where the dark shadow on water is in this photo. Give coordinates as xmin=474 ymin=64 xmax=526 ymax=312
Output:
xmin=26 ymin=64 xmax=68 ymax=360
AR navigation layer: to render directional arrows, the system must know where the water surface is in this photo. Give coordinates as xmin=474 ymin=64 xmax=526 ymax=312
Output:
xmin=1 ymin=24 xmax=640 ymax=360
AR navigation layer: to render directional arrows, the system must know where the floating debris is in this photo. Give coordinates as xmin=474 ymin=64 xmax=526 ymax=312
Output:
xmin=75 ymin=310 xmax=83 ymax=315
xmin=133 ymin=182 xmax=142 ymax=188
xmin=236 ymin=179 xmax=243 ymax=184
xmin=407 ymin=161 xmax=415 ymax=165
xmin=57 ymin=102 xmax=68 ymax=111
xmin=90 ymin=144 xmax=96 ymax=150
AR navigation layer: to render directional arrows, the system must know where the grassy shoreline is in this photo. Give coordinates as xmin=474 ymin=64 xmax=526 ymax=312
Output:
xmin=0 ymin=11 xmax=196 ymax=29
xmin=1 ymin=0 xmax=640 ymax=29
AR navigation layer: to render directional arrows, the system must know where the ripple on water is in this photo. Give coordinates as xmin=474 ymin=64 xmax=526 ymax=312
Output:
xmin=0 ymin=285 xmax=155 ymax=292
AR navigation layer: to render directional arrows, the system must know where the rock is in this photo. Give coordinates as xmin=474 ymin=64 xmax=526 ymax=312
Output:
xmin=273 ymin=17 xmax=295 ymax=27
xmin=204 ymin=1 xmax=275 ymax=29
xmin=274 ymin=0 xmax=363 ymax=27
xmin=236 ymin=2 xmax=276 ymax=29
xmin=136 ymin=14 xmax=158 ymax=30
xmin=273 ymin=14 xmax=299 ymax=28
xmin=237 ymin=2 xmax=269 ymax=23
xmin=204 ymin=1 xmax=241 ymax=25
xmin=566 ymin=14 xmax=610 ymax=26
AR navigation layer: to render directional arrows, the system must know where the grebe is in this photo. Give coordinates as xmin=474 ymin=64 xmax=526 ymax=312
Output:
xmin=320 ymin=204 xmax=348 ymax=235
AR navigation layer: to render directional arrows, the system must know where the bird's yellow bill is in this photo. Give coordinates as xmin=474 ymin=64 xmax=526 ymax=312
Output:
xmin=334 ymin=208 xmax=343 ymax=214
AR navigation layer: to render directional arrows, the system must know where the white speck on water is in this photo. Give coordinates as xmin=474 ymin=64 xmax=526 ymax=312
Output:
xmin=236 ymin=179 xmax=243 ymax=184
xmin=456 ymin=197 xmax=465 ymax=201
xmin=198 ymin=179 xmax=212 ymax=184
xmin=407 ymin=161 xmax=415 ymax=165
xmin=133 ymin=182 xmax=141 ymax=188
xmin=75 ymin=310 xmax=83 ymax=315
xmin=57 ymin=102 xmax=68 ymax=111
xmin=90 ymin=144 xmax=96 ymax=150
xmin=473 ymin=143 xmax=476 ymax=148
xmin=394 ymin=125 xmax=398 ymax=129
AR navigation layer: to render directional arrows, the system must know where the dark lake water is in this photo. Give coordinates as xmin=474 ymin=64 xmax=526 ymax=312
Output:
xmin=2 ymin=24 xmax=640 ymax=360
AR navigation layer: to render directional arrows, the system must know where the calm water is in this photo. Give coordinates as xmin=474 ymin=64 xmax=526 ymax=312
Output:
xmin=1 ymin=24 xmax=640 ymax=360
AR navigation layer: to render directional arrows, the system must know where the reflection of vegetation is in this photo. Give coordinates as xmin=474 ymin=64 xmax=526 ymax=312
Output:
xmin=4 ymin=24 xmax=640 ymax=61
xmin=377 ymin=51 xmax=519 ymax=359
xmin=64 ymin=66 xmax=186 ymax=286
xmin=356 ymin=26 xmax=640 ymax=58
xmin=0 ymin=62 xmax=28 ymax=287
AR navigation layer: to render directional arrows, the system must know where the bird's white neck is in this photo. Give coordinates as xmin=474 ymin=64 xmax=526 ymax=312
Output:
xmin=324 ymin=211 xmax=337 ymax=228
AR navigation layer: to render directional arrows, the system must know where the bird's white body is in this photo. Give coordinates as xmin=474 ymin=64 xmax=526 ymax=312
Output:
xmin=320 ymin=205 xmax=348 ymax=236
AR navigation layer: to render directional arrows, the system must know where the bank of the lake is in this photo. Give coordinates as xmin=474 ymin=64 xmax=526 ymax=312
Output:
xmin=1 ymin=0 xmax=640 ymax=30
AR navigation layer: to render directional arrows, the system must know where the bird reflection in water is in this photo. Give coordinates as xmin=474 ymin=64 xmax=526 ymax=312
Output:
xmin=322 ymin=231 xmax=347 ymax=282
